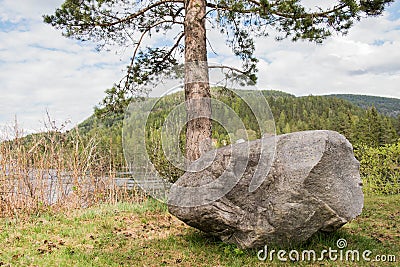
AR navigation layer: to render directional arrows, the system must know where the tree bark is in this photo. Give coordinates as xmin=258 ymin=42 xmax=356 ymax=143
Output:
xmin=184 ymin=0 xmax=212 ymax=162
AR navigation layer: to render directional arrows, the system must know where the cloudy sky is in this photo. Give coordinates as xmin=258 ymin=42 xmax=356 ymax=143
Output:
xmin=1 ymin=0 xmax=400 ymax=133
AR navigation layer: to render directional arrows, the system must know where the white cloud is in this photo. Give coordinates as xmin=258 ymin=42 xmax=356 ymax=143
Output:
xmin=250 ymin=11 xmax=400 ymax=98
xmin=0 ymin=0 xmax=399 ymax=133
xmin=0 ymin=0 xmax=63 ymax=21
xmin=0 ymin=0 xmax=129 ymax=131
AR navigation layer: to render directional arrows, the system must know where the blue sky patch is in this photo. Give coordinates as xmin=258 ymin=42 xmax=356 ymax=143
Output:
xmin=387 ymin=1 xmax=400 ymax=21
xmin=0 ymin=19 xmax=29 ymax=32
xmin=28 ymin=43 xmax=77 ymax=55
xmin=372 ymin=39 xmax=385 ymax=46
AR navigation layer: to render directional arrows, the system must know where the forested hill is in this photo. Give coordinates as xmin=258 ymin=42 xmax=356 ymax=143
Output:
xmin=76 ymin=89 xmax=400 ymax=170
xmin=326 ymin=94 xmax=400 ymax=118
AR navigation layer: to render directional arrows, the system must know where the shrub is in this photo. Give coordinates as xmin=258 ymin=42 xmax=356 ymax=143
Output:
xmin=354 ymin=141 xmax=400 ymax=195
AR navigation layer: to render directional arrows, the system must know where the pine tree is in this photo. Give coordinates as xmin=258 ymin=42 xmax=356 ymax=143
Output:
xmin=45 ymin=0 xmax=394 ymax=161
xmin=396 ymin=115 xmax=400 ymax=136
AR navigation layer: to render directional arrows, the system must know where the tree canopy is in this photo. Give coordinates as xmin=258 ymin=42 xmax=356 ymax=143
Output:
xmin=44 ymin=0 xmax=394 ymax=104
xmin=44 ymin=0 xmax=394 ymax=161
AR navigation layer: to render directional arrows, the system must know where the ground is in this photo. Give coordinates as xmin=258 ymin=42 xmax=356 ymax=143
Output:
xmin=0 ymin=195 xmax=398 ymax=266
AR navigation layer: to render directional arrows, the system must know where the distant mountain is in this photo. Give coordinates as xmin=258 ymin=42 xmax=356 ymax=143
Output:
xmin=326 ymin=94 xmax=400 ymax=118
xmin=262 ymin=90 xmax=296 ymax=98
xmin=24 ymin=89 xmax=392 ymax=174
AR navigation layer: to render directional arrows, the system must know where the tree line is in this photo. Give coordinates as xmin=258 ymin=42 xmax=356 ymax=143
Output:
xmin=75 ymin=89 xmax=400 ymax=192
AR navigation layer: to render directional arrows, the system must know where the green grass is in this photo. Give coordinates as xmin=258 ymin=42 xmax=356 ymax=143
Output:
xmin=0 ymin=195 xmax=398 ymax=266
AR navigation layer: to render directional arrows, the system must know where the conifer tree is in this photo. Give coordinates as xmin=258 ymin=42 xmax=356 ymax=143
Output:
xmin=45 ymin=0 xmax=393 ymax=161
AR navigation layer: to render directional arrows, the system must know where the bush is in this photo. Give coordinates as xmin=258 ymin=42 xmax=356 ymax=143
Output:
xmin=354 ymin=141 xmax=400 ymax=195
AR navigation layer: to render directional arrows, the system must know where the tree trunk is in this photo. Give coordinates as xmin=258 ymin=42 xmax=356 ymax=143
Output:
xmin=184 ymin=0 xmax=212 ymax=162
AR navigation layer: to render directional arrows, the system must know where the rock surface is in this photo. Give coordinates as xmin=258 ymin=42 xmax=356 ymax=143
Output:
xmin=167 ymin=130 xmax=364 ymax=248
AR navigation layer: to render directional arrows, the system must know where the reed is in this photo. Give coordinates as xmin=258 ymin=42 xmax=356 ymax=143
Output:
xmin=0 ymin=120 xmax=146 ymax=218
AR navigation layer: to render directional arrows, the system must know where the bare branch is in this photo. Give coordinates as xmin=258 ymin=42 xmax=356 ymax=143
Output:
xmin=162 ymin=31 xmax=185 ymax=62
xmin=206 ymin=35 xmax=218 ymax=56
xmin=95 ymin=0 xmax=185 ymax=27
xmin=271 ymin=4 xmax=348 ymax=19
xmin=206 ymin=1 xmax=349 ymax=20
xmin=208 ymin=65 xmax=247 ymax=75
xmin=123 ymin=20 xmax=184 ymax=89
xmin=206 ymin=2 xmax=255 ymax=14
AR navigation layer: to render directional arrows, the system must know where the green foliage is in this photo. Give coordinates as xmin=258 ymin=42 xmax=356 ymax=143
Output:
xmin=354 ymin=141 xmax=400 ymax=195
xmin=328 ymin=94 xmax=400 ymax=118
xmin=353 ymin=106 xmax=398 ymax=147
xmin=397 ymin=115 xmax=400 ymax=136
xmin=80 ymin=89 xmax=400 ymax=189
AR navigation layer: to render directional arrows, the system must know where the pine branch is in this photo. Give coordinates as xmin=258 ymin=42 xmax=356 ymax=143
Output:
xmin=95 ymin=0 xmax=185 ymax=27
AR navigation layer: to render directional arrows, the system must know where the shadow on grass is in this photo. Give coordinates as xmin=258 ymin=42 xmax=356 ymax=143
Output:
xmin=139 ymin=226 xmax=398 ymax=266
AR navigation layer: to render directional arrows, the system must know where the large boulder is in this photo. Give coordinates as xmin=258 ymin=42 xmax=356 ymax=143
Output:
xmin=167 ymin=130 xmax=364 ymax=249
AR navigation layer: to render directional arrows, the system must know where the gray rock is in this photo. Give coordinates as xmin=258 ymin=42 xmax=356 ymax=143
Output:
xmin=167 ymin=130 xmax=363 ymax=249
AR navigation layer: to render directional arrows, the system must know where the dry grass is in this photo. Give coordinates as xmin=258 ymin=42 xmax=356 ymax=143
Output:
xmin=0 ymin=120 xmax=145 ymax=218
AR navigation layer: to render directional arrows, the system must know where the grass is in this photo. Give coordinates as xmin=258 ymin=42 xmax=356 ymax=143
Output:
xmin=0 ymin=194 xmax=398 ymax=267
